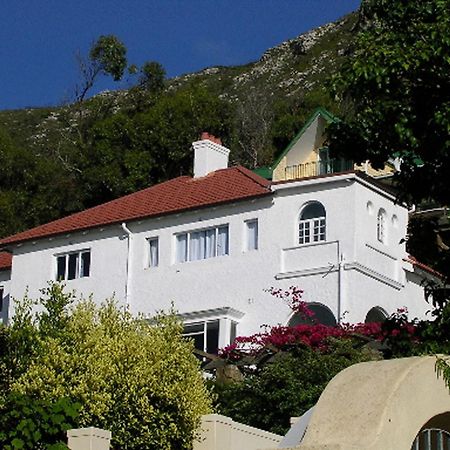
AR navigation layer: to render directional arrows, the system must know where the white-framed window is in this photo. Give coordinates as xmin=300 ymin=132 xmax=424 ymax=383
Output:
xmin=179 ymin=307 xmax=243 ymax=357
xmin=377 ymin=208 xmax=387 ymax=244
xmin=56 ymin=250 xmax=91 ymax=281
xmin=183 ymin=320 xmax=220 ymax=355
xmin=245 ymin=219 xmax=258 ymax=251
xmin=299 ymin=202 xmax=326 ymax=244
xmin=175 ymin=224 xmax=229 ymax=263
xmin=147 ymin=237 xmax=159 ymax=267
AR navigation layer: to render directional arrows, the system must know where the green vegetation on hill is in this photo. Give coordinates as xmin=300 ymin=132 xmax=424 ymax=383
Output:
xmin=0 ymin=13 xmax=357 ymax=238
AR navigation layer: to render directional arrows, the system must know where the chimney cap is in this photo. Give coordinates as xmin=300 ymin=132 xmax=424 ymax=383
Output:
xmin=200 ymin=131 xmax=222 ymax=146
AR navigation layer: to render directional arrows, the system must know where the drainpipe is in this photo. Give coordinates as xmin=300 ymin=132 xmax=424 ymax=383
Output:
xmin=337 ymin=247 xmax=344 ymax=324
xmin=121 ymin=223 xmax=132 ymax=308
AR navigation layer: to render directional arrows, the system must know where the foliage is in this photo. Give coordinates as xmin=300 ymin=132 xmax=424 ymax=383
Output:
xmin=89 ymin=35 xmax=127 ymax=82
xmin=139 ymin=61 xmax=166 ymax=94
xmin=2 ymin=284 xmax=211 ymax=449
xmin=0 ymin=394 xmax=80 ymax=450
xmin=212 ymin=339 xmax=378 ymax=435
xmin=0 ymin=14 xmax=356 ymax=239
xmin=210 ymin=285 xmax=450 ymax=434
xmin=328 ymin=0 xmax=450 ymax=277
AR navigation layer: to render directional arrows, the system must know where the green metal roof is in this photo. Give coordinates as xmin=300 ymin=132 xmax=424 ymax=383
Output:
xmin=252 ymin=166 xmax=273 ymax=180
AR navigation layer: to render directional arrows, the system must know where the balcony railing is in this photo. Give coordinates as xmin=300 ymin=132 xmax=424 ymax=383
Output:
xmin=284 ymin=159 xmax=354 ymax=181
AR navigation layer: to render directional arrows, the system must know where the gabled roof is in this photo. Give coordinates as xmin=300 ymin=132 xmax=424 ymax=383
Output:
xmin=271 ymin=107 xmax=338 ymax=171
xmin=0 ymin=166 xmax=271 ymax=247
xmin=0 ymin=252 xmax=12 ymax=271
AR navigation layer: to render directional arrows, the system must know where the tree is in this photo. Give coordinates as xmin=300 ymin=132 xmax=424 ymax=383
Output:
xmin=326 ymin=0 xmax=450 ymax=388
xmin=329 ymin=0 xmax=450 ymax=203
xmin=139 ymin=61 xmax=166 ymax=94
xmin=75 ymin=35 xmax=127 ymax=104
xmin=327 ymin=0 xmax=450 ymax=279
xmin=1 ymin=284 xmax=211 ymax=449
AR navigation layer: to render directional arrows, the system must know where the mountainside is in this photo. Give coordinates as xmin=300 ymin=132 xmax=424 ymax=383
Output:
xmin=0 ymin=12 xmax=357 ymax=239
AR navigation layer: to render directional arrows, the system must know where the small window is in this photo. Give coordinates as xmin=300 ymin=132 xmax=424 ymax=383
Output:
xmin=299 ymin=202 xmax=326 ymax=244
xmin=377 ymin=208 xmax=387 ymax=244
xmin=183 ymin=320 xmax=220 ymax=355
xmin=148 ymin=237 xmax=159 ymax=267
xmin=56 ymin=250 xmax=91 ymax=281
xmin=245 ymin=219 xmax=258 ymax=251
xmin=175 ymin=225 xmax=229 ymax=263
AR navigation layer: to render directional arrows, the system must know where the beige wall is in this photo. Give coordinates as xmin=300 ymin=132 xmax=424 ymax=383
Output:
xmin=67 ymin=427 xmax=111 ymax=450
xmin=194 ymin=414 xmax=282 ymax=450
xmin=272 ymin=356 xmax=450 ymax=450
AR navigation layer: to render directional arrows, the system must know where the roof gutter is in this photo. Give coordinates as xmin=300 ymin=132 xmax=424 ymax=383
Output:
xmin=121 ymin=223 xmax=133 ymax=308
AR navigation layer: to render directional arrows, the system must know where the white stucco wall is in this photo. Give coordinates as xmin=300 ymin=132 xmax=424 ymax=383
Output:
xmin=0 ymin=269 xmax=10 ymax=323
xmin=8 ymin=227 xmax=128 ymax=317
xmin=6 ymin=173 xmax=428 ymax=345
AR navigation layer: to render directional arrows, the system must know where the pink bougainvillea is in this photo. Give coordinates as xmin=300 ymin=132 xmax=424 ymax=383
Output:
xmin=219 ymin=288 xmax=418 ymax=361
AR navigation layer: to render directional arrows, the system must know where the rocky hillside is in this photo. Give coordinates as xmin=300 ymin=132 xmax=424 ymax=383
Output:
xmin=0 ymin=12 xmax=357 ymax=238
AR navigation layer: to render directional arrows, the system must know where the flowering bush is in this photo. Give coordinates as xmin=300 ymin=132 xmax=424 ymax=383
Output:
xmin=220 ymin=287 xmax=420 ymax=363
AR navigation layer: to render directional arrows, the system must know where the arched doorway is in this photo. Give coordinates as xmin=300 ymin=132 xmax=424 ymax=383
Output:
xmin=365 ymin=306 xmax=388 ymax=323
xmin=288 ymin=303 xmax=337 ymax=327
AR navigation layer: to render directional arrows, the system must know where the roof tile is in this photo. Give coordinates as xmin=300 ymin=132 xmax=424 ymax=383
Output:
xmin=0 ymin=252 xmax=12 ymax=271
xmin=0 ymin=166 xmax=270 ymax=247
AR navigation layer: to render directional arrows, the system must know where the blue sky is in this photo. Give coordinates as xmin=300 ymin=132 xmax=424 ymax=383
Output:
xmin=1 ymin=0 xmax=360 ymax=110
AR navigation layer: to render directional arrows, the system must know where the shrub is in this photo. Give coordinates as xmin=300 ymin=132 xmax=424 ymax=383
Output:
xmin=3 ymin=283 xmax=211 ymax=450
xmin=0 ymin=394 xmax=80 ymax=450
xmin=212 ymin=339 xmax=379 ymax=435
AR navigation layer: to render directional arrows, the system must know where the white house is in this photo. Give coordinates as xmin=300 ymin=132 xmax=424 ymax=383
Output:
xmin=0 ymin=109 xmax=433 ymax=353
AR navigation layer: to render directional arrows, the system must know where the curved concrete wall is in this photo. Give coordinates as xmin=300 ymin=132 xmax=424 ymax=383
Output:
xmin=294 ymin=356 xmax=450 ymax=450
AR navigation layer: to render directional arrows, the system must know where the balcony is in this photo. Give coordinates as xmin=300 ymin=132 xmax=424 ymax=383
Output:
xmin=284 ymin=159 xmax=354 ymax=181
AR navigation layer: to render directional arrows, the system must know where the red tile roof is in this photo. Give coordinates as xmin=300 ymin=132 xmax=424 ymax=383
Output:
xmin=0 ymin=166 xmax=270 ymax=247
xmin=404 ymin=256 xmax=443 ymax=279
xmin=0 ymin=252 xmax=12 ymax=271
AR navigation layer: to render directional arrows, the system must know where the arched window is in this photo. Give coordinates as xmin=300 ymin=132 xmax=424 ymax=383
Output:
xmin=288 ymin=303 xmax=337 ymax=327
xmin=377 ymin=208 xmax=387 ymax=244
xmin=299 ymin=202 xmax=326 ymax=244
xmin=365 ymin=306 xmax=388 ymax=323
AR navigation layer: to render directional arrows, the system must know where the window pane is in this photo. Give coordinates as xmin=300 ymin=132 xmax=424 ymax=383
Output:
xmin=230 ymin=321 xmax=237 ymax=343
xmin=246 ymin=220 xmax=258 ymax=251
xmin=57 ymin=255 xmax=66 ymax=280
xmin=206 ymin=320 xmax=220 ymax=354
xmin=80 ymin=251 xmax=91 ymax=277
xmin=67 ymin=253 xmax=79 ymax=280
xmin=189 ymin=231 xmax=203 ymax=261
xmin=149 ymin=238 xmax=159 ymax=267
xmin=183 ymin=323 xmax=204 ymax=334
xmin=217 ymin=225 xmax=229 ymax=256
xmin=205 ymin=228 xmax=216 ymax=258
xmin=176 ymin=234 xmax=187 ymax=263
xmin=300 ymin=202 xmax=326 ymax=220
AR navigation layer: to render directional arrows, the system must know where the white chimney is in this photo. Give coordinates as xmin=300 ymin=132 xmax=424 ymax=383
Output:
xmin=192 ymin=132 xmax=230 ymax=178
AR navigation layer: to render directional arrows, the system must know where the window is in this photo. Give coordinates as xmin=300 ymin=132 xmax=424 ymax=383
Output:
xmin=377 ymin=208 xmax=387 ymax=244
xmin=148 ymin=237 xmax=159 ymax=267
xmin=245 ymin=219 xmax=258 ymax=251
xmin=0 ymin=287 xmax=3 ymax=313
xmin=183 ymin=320 xmax=220 ymax=355
xmin=176 ymin=225 xmax=229 ymax=263
xmin=56 ymin=250 xmax=91 ymax=280
xmin=299 ymin=202 xmax=326 ymax=244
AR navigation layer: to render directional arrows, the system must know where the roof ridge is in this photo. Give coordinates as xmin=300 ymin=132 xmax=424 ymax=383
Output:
xmin=234 ymin=166 xmax=271 ymax=189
